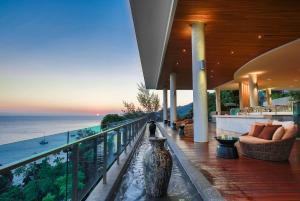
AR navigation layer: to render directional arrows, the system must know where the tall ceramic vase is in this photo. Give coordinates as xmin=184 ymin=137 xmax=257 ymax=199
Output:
xmin=143 ymin=137 xmax=173 ymax=197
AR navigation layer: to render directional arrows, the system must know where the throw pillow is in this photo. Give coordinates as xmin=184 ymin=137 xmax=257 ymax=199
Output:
xmin=258 ymin=125 xmax=281 ymax=140
xmin=272 ymin=126 xmax=285 ymax=140
xmin=282 ymin=125 xmax=298 ymax=140
xmin=252 ymin=124 xmax=265 ymax=137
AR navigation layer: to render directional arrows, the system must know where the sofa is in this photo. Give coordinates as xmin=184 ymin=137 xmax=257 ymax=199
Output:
xmin=239 ymin=121 xmax=298 ymax=161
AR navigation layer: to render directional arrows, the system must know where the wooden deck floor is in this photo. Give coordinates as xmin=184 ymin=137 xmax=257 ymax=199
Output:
xmin=161 ymin=123 xmax=300 ymax=201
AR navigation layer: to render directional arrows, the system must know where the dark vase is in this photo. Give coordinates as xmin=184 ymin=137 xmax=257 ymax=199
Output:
xmin=178 ymin=125 xmax=185 ymax=136
xmin=171 ymin=122 xmax=177 ymax=130
xmin=143 ymin=137 xmax=173 ymax=198
xmin=149 ymin=121 xmax=156 ymax=137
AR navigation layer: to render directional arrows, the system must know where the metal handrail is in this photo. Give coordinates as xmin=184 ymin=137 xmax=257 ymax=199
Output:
xmin=0 ymin=116 xmax=147 ymax=174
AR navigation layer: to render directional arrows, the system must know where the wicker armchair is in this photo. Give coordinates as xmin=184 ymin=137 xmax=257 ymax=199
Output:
xmin=239 ymin=136 xmax=296 ymax=161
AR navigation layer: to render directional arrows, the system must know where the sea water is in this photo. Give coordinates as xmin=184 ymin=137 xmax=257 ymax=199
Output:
xmin=0 ymin=115 xmax=101 ymax=145
xmin=0 ymin=115 xmax=101 ymax=165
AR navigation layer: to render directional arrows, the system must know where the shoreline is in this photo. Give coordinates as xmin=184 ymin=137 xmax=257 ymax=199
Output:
xmin=0 ymin=126 xmax=100 ymax=166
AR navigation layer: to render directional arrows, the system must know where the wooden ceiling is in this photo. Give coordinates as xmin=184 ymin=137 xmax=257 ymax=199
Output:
xmin=157 ymin=0 xmax=300 ymax=90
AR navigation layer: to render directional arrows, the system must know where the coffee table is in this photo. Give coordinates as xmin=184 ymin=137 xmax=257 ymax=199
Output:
xmin=215 ymin=136 xmax=239 ymax=159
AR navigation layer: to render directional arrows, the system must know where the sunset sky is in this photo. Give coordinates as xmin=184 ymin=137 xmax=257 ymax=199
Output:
xmin=0 ymin=0 xmax=193 ymax=115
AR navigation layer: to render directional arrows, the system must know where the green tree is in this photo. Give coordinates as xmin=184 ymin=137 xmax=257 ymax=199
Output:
xmin=122 ymin=101 xmax=144 ymax=119
xmin=101 ymin=114 xmax=125 ymax=129
xmin=221 ymin=90 xmax=239 ymax=106
xmin=42 ymin=193 xmax=55 ymax=201
xmin=137 ymin=83 xmax=160 ymax=112
xmin=289 ymin=91 xmax=300 ymax=101
xmin=0 ymin=156 xmax=85 ymax=201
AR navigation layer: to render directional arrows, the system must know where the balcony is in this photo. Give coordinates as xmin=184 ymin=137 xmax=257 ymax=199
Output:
xmin=0 ymin=117 xmax=148 ymax=201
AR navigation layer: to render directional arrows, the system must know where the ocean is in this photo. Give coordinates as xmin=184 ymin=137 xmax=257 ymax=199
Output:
xmin=0 ymin=115 xmax=102 ymax=145
xmin=0 ymin=115 xmax=102 ymax=165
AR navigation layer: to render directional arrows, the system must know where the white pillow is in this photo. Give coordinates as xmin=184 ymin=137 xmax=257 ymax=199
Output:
xmin=272 ymin=120 xmax=294 ymax=129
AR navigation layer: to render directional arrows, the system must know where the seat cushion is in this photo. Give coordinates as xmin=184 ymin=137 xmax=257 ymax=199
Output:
xmin=272 ymin=126 xmax=285 ymax=140
xmin=258 ymin=125 xmax=281 ymax=140
xmin=239 ymin=135 xmax=272 ymax=144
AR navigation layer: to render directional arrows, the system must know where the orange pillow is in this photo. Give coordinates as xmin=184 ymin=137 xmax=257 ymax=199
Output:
xmin=252 ymin=124 xmax=265 ymax=137
xmin=258 ymin=125 xmax=281 ymax=140
xmin=272 ymin=127 xmax=285 ymax=140
xmin=249 ymin=122 xmax=270 ymax=136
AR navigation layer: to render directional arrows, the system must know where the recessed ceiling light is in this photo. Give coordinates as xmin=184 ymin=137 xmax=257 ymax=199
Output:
xmin=210 ymin=75 xmax=214 ymax=78
xmin=267 ymin=78 xmax=272 ymax=81
xmin=182 ymin=49 xmax=187 ymax=53
xmin=230 ymin=50 xmax=234 ymax=55
xmin=217 ymin=62 xmax=220 ymax=65
xmin=176 ymin=61 xmax=180 ymax=66
xmin=258 ymin=35 xmax=262 ymax=39
xmin=210 ymin=69 xmax=214 ymax=73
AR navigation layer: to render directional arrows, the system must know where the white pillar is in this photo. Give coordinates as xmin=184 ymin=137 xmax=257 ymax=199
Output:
xmin=170 ymin=73 xmax=177 ymax=124
xmin=266 ymin=88 xmax=272 ymax=106
xmin=163 ymin=88 xmax=168 ymax=121
xmin=248 ymin=74 xmax=259 ymax=107
xmin=192 ymin=23 xmax=208 ymax=142
xmin=215 ymin=88 xmax=221 ymax=115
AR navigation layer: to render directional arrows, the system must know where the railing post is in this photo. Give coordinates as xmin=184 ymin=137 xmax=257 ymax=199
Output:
xmin=103 ymin=132 xmax=107 ymax=184
xmin=135 ymin=122 xmax=138 ymax=137
xmin=71 ymin=144 xmax=79 ymax=201
xmin=133 ymin=122 xmax=136 ymax=139
xmin=117 ymin=129 xmax=121 ymax=165
xmin=93 ymin=138 xmax=97 ymax=166
xmin=129 ymin=124 xmax=133 ymax=144
xmin=123 ymin=126 xmax=127 ymax=153
xmin=127 ymin=125 xmax=130 ymax=145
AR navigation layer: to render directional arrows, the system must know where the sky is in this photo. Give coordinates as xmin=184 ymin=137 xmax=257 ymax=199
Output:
xmin=0 ymin=0 xmax=193 ymax=116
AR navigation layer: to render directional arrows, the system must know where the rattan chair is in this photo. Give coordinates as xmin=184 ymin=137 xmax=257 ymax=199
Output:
xmin=239 ymin=135 xmax=296 ymax=161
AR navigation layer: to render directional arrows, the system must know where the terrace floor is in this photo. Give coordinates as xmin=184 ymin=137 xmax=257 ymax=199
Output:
xmin=159 ymin=123 xmax=300 ymax=201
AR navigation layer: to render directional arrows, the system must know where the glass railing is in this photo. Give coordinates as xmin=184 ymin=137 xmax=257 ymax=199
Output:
xmin=0 ymin=116 xmax=149 ymax=201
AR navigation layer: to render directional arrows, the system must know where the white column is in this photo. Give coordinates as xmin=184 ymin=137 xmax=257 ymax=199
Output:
xmin=266 ymin=88 xmax=272 ymax=106
xmin=170 ymin=73 xmax=177 ymax=124
xmin=192 ymin=23 xmax=208 ymax=142
xmin=248 ymin=74 xmax=259 ymax=107
xmin=215 ymin=88 xmax=221 ymax=115
xmin=163 ymin=88 xmax=168 ymax=121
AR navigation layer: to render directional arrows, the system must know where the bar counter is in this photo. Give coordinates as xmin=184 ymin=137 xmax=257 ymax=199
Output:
xmin=214 ymin=113 xmax=293 ymax=137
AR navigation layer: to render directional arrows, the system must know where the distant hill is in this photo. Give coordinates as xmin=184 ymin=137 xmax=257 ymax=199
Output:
xmin=176 ymin=103 xmax=192 ymax=118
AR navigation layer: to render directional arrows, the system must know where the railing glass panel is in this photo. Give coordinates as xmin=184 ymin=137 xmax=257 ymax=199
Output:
xmin=0 ymin=150 xmax=71 ymax=201
xmin=0 ymin=116 xmax=150 ymax=201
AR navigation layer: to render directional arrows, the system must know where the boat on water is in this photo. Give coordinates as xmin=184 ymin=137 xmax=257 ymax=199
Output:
xmin=39 ymin=136 xmax=48 ymax=145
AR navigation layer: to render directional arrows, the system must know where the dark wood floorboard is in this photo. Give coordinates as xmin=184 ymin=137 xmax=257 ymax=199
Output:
xmin=161 ymin=123 xmax=300 ymax=201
